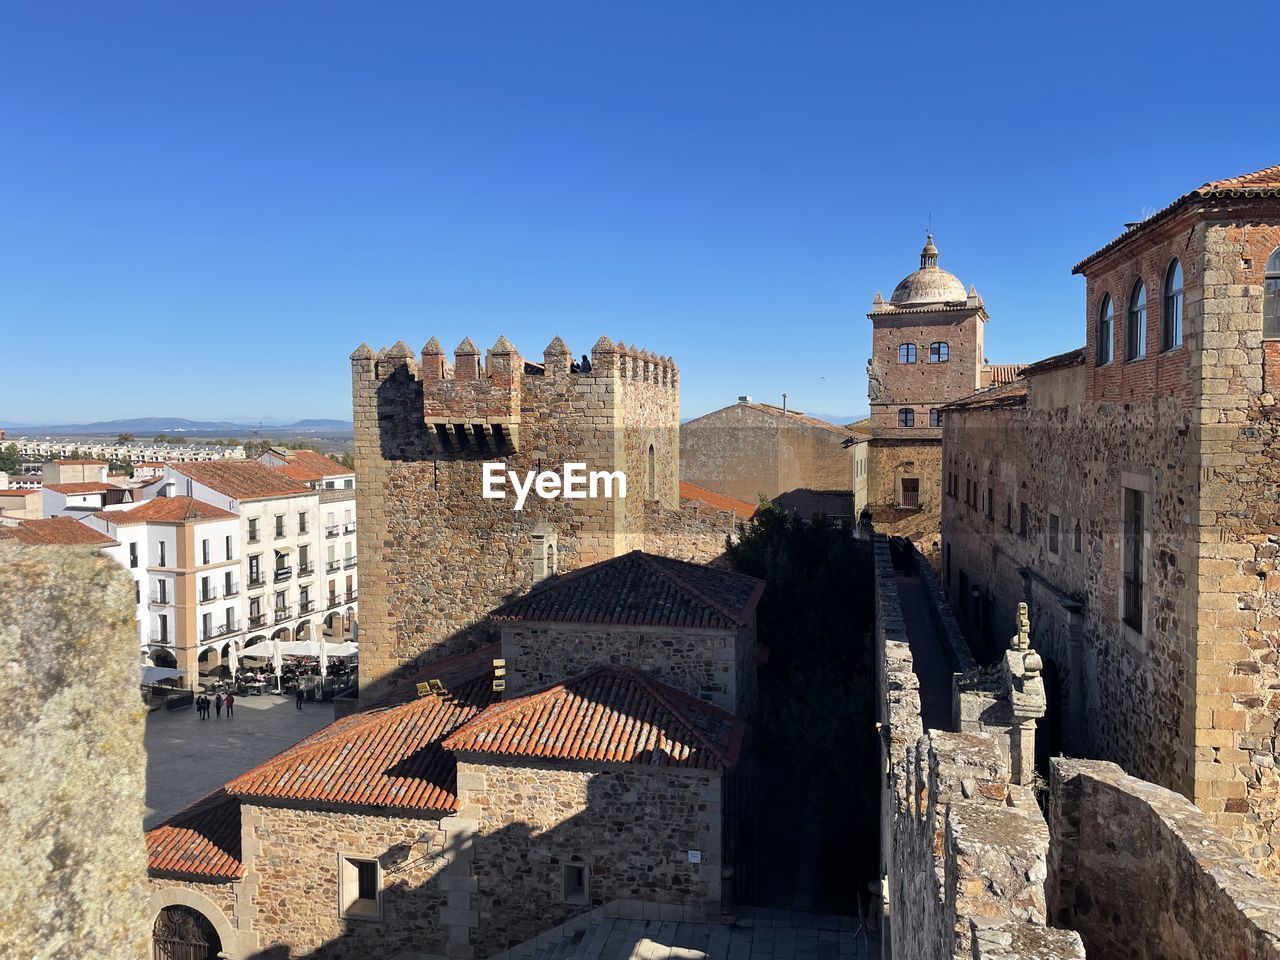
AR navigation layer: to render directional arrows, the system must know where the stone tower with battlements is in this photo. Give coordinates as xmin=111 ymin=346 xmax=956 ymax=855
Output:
xmin=351 ymin=334 xmax=681 ymax=701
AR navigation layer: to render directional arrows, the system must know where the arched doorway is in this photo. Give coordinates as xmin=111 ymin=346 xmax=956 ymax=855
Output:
xmin=152 ymin=904 xmax=221 ymax=959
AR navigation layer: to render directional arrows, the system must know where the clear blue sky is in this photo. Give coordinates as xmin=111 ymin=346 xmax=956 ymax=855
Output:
xmin=3 ymin=2 xmax=1277 ymax=425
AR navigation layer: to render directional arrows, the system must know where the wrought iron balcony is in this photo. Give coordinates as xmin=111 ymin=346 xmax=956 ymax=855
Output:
xmin=343 ymin=522 xmax=356 ymax=534
xmin=326 ymin=560 xmax=341 ymax=574
xmin=248 ymin=613 xmax=267 ymax=629
xmin=273 ymin=566 xmax=292 ymax=583
xmin=343 ymin=556 xmax=357 ymax=569
xmin=248 ymin=574 xmax=266 ymax=589
xmin=274 ymin=606 xmax=293 ymax=623
xmin=223 ymin=581 xmax=240 ymax=597
xmin=325 ymin=525 xmax=340 ymax=538
xmin=346 ymin=589 xmax=358 ymax=603
xmin=297 ymin=562 xmax=315 ymax=577
xmin=299 ymin=599 xmax=316 ymax=614
xmin=199 ymin=621 xmax=242 ymax=641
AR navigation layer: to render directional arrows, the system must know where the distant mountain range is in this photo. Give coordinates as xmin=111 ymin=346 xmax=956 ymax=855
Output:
xmin=2 ymin=417 xmax=354 ymax=436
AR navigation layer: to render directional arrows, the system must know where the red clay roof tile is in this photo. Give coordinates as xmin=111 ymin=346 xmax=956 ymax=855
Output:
xmin=489 ymin=550 xmax=764 ymax=630
xmin=443 ymin=666 xmax=746 ymax=770
xmin=679 ymin=481 xmax=757 ymax=520
xmin=146 ymin=789 xmax=242 ymax=880
xmin=44 ymin=481 xmax=122 ymax=495
xmin=94 ymin=496 xmax=237 ymax=525
xmin=0 ymin=517 xmax=118 ymax=546
xmin=171 ymin=461 xmax=311 ymax=501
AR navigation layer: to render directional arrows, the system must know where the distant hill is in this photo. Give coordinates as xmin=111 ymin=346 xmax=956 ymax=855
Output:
xmin=2 ymin=417 xmax=353 ymax=436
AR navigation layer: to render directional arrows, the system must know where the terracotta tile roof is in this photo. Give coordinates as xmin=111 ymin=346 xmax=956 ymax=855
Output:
xmin=171 ymin=461 xmax=311 ymax=501
xmin=1021 ymin=347 xmax=1085 ymax=378
xmin=369 ymin=642 xmax=503 ymax=708
xmin=224 ymin=669 xmax=496 ymax=812
xmin=266 ymin=448 xmax=351 ymax=483
xmin=95 ymin=496 xmax=237 ymax=526
xmin=743 ymin=403 xmax=853 ymax=437
xmin=942 ymin=380 xmax=1029 ymax=412
xmin=679 ymin=481 xmax=756 ymax=520
xmin=1074 ymin=164 xmax=1280 ymax=273
xmin=0 ymin=489 xmax=37 ymax=497
xmin=982 ymin=364 xmax=1025 ymax=387
xmin=443 ymin=666 xmax=746 ymax=770
xmin=0 ymin=516 xmax=118 ymax=546
xmin=843 ymin=418 xmax=872 ymax=437
xmin=146 ymin=789 xmax=242 ymax=880
xmin=44 ymin=481 xmax=122 ymax=495
xmin=489 ymin=550 xmax=764 ymax=630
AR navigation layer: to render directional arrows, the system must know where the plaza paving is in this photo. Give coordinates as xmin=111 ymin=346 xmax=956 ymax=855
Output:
xmin=144 ymin=690 xmax=334 ymax=828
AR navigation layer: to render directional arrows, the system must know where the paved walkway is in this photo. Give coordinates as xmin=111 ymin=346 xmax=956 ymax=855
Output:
xmin=511 ymin=910 xmax=878 ymax=960
xmin=894 ymin=573 xmax=954 ymax=732
xmin=144 ymin=691 xmax=334 ymax=827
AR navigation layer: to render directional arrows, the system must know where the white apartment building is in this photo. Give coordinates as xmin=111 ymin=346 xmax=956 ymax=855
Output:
xmin=82 ymin=497 xmax=241 ymax=689
xmin=146 ymin=459 xmax=357 ymax=671
xmin=12 ymin=437 xmax=245 ymax=463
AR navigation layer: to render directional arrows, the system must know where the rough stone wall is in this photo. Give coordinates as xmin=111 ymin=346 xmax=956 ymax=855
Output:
xmin=501 ymin=621 xmax=746 ymax=716
xmin=352 ymin=336 xmax=680 ymax=702
xmin=941 ymin=382 xmax=1199 ymax=798
xmin=456 ymin=757 xmax=722 ymax=956
xmin=873 ymin=537 xmax=1083 ymax=960
xmin=641 ymin=498 xmax=739 ymax=567
xmin=679 ymin=403 xmax=851 ymax=505
xmin=865 ymin=438 xmax=943 ymax=549
xmin=244 ymin=803 xmax=452 ymax=958
xmin=1048 ymin=757 xmax=1280 ymax=959
xmin=0 ymin=541 xmax=150 ymax=960
xmin=1190 ymin=214 xmax=1280 ymax=870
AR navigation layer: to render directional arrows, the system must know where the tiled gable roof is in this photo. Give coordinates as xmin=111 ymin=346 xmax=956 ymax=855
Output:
xmin=267 ymin=448 xmax=351 ymax=482
xmin=0 ymin=517 xmax=117 ymax=546
xmin=982 ymin=364 xmax=1025 ymax=387
xmin=171 ymin=461 xmax=310 ymax=501
xmin=44 ymin=481 xmax=121 ymax=495
xmin=146 ymin=789 xmax=242 ymax=880
xmin=443 ymin=666 xmax=746 ymax=770
xmin=743 ymin=403 xmax=853 ymax=437
xmin=1074 ymin=164 xmax=1280 ymax=273
xmin=489 ymin=550 xmax=764 ymax=630
xmin=95 ymin=496 xmax=237 ymax=526
xmin=1021 ymin=347 xmax=1085 ymax=378
xmin=679 ymin=481 xmax=756 ymax=520
xmin=942 ymin=379 xmax=1030 ymax=412
xmin=223 ymin=673 xmax=496 ymax=812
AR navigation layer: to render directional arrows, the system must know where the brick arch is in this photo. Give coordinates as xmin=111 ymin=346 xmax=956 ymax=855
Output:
xmin=147 ymin=886 xmax=241 ymax=959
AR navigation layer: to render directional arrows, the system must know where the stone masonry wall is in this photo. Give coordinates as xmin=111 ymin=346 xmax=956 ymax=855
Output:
xmin=501 ymin=621 xmax=747 ymax=716
xmin=865 ymin=438 xmax=943 ymax=549
xmin=641 ymin=498 xmax=740 ymax=567
xmin=456 ymin=757 xmax=722 ymax=957
xmin=873 ymin=536 xmax=1084 ymax=960
xmin=352 ymin=336 xmax=680 ymax=702
xmin=245 ymin=803 xmax=452 ymax=958
xmin=0 ymin=541 xmax=150 ymax=960
xmin=1048 ymin=757 xmax=1280 ymax=959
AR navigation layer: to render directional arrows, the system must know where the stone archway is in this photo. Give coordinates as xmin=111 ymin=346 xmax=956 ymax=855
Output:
xmin=148 ymin=887 xmax=238 ymax=960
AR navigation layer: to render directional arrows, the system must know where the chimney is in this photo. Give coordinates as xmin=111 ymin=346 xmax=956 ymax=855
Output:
xmin=782 ymin=393 xmax=788 ymax=415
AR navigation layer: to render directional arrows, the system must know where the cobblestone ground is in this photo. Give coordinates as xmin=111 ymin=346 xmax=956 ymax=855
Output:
xmin=515 ymin=909 xmax=879 ymax=960
xmin=144 ymin=690 xmax=334 ymax=827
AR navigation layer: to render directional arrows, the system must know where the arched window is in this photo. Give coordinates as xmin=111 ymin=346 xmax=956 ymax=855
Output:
xmin=1162 ymin=260 xmax=1183 ymax=351
xmin=531 ymin=523 xmax=558 ymax=582
xmin=929 ymin=341 xmax=949 ymax=363
xmin=929 ymin=408 xmax=942 ymax=427
xmin=1096 ymin=294 xmax=1113 ymax=365
xmin=1126 ymin=280 xmax=1146 ymax=360
xmin=898 ymin=408 xmax=915 ymax=427
xmin=898 ymin=343 xmax=917 ymax=364
xmin=1266 ymin=248 xmax=1280 ymax=339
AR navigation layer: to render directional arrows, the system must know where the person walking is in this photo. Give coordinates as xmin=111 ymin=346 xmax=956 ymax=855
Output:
xmin=295 ymin=685 xmax=305 ymax=710
xmin=197 ymin=695 xmax=207 ymax=720
xmin=225 ymin=692 xmax=235 ymax=718
xmin=214 ymin=692 xmax=224 ymax=719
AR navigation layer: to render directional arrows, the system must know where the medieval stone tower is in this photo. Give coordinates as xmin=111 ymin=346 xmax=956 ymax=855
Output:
xmin=351 ymin=334 xmax=680 ymax=700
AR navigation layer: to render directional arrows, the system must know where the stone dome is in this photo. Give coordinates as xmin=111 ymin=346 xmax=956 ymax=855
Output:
xmin=889 ymin=234 xmax=968 ymax=307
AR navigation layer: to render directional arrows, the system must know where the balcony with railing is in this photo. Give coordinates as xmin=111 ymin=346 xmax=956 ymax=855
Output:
xmin=248 ymin=612 xmax=267 ymax=629
xmin=274 ymin=566 xmax=292 ymax=583
xmin=327 ymin=594 xmax=341 ymax=609
xmin=148 ymin=592 xmax=173 ymax=607
xmin=325 ymin=524 xmax=340 ymax=538
xmin=346 ymin=589 xmax=358 ymax=603
xmin=326 ymin=560 xmax=341 ymax=574
xmin=343 ymin=522 xmax=356 ymax=534
xmin=248 ymin=573 xmax=266 ymax=590
xmin=274 ymin=606 xmax=293 ymax=624
xmin=223 ymin=580 xmax=240 ymax=597
xmin=299 ymin=599 xmax=316 ymax=614
xmin=148 ymin=631 xmax=172 ymax=644
xmin=298 ymin=561 xmax=315 ymax=578
xmin=199 ymin=587 xmax=219 ymax=604
xmin=199 ymin=621 xmax=242 ymax=642
xmin=247 ymin=528 xmax=261 ymax=544
xmin=343 ymin=556 xmax=357 ymax=569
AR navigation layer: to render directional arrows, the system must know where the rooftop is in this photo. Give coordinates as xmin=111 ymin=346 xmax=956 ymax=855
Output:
xmin=489 ymin=549 xmax=765 ymax=630
xmin=1074 ymin=163 xmax=1280 ymax=273
xmin=0 ymin=516 xmax=118 ymax=547
xmin=170 ymin=461 xmax=311 ymax=501
xmin=145 ymin=789 xmax=242 ymax=881
xmin=942 ymin=379 xmax=1030 ymax=412
xmin=44 ymin=481 xmax=122 ymax=495
xmin=266 ymin=448 xmax=352 ymax=483
xmin=679 ymin=480 xmax=757 ymax=519
xmin=886 ymin=234 xmax=969 ymax=308
xmin=443 ymin=666 xmax=746 ymax=771
xmin=94 ymin=496 xmax=237 ymax=526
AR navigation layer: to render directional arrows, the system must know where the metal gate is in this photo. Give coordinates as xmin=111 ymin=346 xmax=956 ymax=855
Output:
xmin=152 ymin=905 xmax=221 ymax=960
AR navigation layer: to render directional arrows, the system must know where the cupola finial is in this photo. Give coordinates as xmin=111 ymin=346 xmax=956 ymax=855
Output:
xmin=920 ymin=232 xmax=939 ymax=269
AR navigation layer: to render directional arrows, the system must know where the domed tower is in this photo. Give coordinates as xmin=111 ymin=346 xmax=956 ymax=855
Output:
xmin=867 ymin=234 xmax=987 ymax=430
xmin=853 ymin=234 xmax=988 ymax=546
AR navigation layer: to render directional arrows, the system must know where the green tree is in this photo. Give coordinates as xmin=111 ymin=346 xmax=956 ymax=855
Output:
xmin=153 ymin=434 xmax=169 ymax=444
xmin=116 ymin=432 xmax=135 ymax=443
xmin=337 ymin=451 xmax=355 ymax=470
xmin=0 ymin=443 xmax=20 ymax=474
